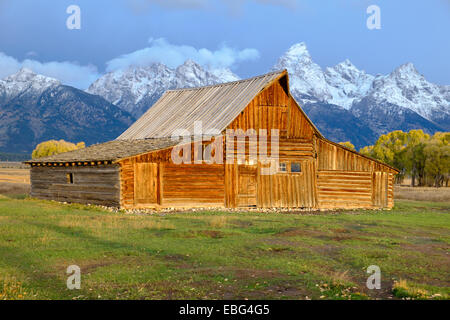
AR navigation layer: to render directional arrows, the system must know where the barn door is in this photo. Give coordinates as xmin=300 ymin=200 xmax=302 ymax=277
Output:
xmin=134 ymin=163 xmax=158 ymax=205
xmin=237 ymin=165 xmax=257 ymax=207
xmin=373 ymin=172 xmax=388 ymax=207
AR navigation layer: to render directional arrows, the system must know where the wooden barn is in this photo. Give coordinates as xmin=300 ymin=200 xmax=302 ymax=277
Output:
xmin=25 ymin=70 xmax=399 ymax=210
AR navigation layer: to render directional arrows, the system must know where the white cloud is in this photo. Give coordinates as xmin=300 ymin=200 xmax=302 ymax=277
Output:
xmin=105 ymin=38 xmax=260 ymax=71
xmin=0 ymin=52 xmax=100 ymax=89
xmin=0 ymin=39 xmax=260 ymax=89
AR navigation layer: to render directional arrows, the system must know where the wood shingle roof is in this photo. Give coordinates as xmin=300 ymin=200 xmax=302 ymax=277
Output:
xmin=117 ymin=70 xmax=290 ymax=140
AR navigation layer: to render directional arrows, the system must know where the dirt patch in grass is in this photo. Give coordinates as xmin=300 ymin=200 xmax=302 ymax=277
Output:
xmin=276 ymin=227 xmax=364 ymax=242
xmin=327 ymin=234 xmax=365 ymax=241
xmin=179 ymin=230 xmax=231 ymax=239
xmin=229 ymin=219 xmax=253 ymax=228
xmin=276 ymin=227 xmax=320 ymax=237
xmin=400 ymin=243 xmax=449 ymax=264
xmin=52 ymin=256 xmax=145 ymax=276
xmin=192 ymin=267 xmax=308 ymax=299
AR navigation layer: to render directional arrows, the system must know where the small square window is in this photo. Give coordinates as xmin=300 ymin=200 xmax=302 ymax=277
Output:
xmin=279 ymin=162 xmax=287 ymax=172
xmin=291 ymin=162 xmax=301 ymax=173
xmin=66 ymin=173 xmax=74 ymax=184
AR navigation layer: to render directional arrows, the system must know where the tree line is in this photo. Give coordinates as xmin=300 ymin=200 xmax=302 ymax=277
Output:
xmin=355 ymin=130 xmax=449 ymax=187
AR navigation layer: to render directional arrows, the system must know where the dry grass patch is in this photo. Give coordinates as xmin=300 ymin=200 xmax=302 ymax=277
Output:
xmin=0 ymin=277 xmax=34 ymax=300
xmin=0 ymin=182 xmax=30 ymax=196
xmin=392 ymin=279 xmax=448 ymax=299
xmin=209 ymin=216 xmax=229 ymax=228
xmin=395 ymin=186 xmax=450 ymax=202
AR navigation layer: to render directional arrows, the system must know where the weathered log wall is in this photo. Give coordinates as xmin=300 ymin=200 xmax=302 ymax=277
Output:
xmin=227 ymin=80 xmax=315 ymax=140
xmin=317 ymin=139 xmax=395 ymax=173
xmin=315 ymin=139 xmax=395 ymax=209
xmin=317 ymin=170 xmax=373 ymax=209
xmin=162 ymin=163 xmax=225 ymax=207
xmin=30 ymin=165 xmax=120 ymax=206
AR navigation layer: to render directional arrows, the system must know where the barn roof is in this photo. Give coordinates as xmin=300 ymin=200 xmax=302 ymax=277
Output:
xmin=117 ymin=70 xmax=322 ymax=140
xmin=24 ymin=137 xmax=180 ymax=164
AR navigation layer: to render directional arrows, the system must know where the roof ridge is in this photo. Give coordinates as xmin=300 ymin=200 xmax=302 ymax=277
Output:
xmin=166 ymin=69 xmax=287 ymax=92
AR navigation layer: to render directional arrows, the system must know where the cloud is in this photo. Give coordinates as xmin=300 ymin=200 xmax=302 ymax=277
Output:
xmin=0 ymin=52 xmax=100 ymax=89
xmin=105 ymin=38 xmax=260 ymax=71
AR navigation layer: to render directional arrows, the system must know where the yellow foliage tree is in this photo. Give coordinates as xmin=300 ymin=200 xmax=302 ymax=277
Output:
xmin=338 ymin=141 xmax=355 ymax=151
xmin=423 ymin=132 xmax=450 ymax=187
xmin=359 ymin=130 xmax=449 ymax=186
xmin=32 ymin=140 xmax=85 ymax=159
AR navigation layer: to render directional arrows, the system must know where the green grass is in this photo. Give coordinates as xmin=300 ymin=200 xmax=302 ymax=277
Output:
xmin=0 ymin=195 xmax=448 ymax=300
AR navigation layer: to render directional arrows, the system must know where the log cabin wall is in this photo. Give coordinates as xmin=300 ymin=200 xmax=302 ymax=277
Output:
xmin=162 ymin=163 xmax=225 ymax=207
xmin=118 ymin=143 xmax=225 ymax=209
xmin=30 ymin=165 xmax=120 ymax=207
xmin=316 ymin=139 xmax=395 ymax=209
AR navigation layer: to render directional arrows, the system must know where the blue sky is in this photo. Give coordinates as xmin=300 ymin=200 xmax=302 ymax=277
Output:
xmin=0 ymin=0 xmax=449 ymax=88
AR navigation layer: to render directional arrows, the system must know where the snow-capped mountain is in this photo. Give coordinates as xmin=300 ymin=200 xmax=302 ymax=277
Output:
xmin=363 ymin=63 xmax=450 ymax=129
xmin=272 ymin=42 xmax=331 ymax=103
xmin=88 ymin=60 xmax=239 ymax=118
xmin=324 ymin=59 xmax=374 ymax=109
xmin=0 ymin=68 xmax=60 ymax=104
xmin=273 ymin=43 xmax=449 ymax=146
xmin=0 ymin=69 xmax=133 ymax=154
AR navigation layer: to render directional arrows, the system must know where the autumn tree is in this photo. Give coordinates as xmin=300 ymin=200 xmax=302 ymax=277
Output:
xmin=338 ymin=141 xmax=355 ymax=151
xmin=423 ymin=132 xmax=450 ymax=187
xmin=403 ymin=130 xmax=430 ymax=186
xmin=32 ymin=140 xmax=85 ymax=159
xmin=359 ymin=130 xmax=449 ymax=186
xmin=367 ymin=131 xmax=408 ymax=183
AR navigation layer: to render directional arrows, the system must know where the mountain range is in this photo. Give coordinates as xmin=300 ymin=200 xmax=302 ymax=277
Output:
xmin=0 ymin=68 xmax=133 ymax=153
xmin=0 ymin=42 xmax=448 ymax=154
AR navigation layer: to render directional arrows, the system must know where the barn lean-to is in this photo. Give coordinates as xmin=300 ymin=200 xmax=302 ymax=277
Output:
xmin=25 ymin=70 xmax=398 ymax=210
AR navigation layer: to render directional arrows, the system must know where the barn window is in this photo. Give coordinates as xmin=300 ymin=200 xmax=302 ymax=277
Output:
xmin=291 ymin=162 xmax=301 ymax=173
xmin=66 ymin=173 xmax=74 ymax=184
xmin=279 ymin=162 xmax=287 ymax=172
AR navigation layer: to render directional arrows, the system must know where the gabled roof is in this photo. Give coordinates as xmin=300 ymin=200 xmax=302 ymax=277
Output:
xmin=24 ymin=138 xmax=179 ymax=164
xmin=118 ymin=70 xmax=315 ymax=140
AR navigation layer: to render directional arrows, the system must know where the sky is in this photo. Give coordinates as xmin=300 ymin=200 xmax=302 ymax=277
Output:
xmin=0 ymin=0 xmax=449 ymax=89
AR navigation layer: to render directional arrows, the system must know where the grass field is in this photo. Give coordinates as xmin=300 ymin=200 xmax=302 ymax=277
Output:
xmin=0 ymin=194 xmax=448 ymax=300
xmin=0 ymin=167 xmax=448 ymax=300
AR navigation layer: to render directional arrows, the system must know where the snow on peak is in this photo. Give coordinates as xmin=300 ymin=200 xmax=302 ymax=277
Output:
xmin=271 ymin=42 xmax=448 ymax=123
xmin=284 ymin=42 xmax=310 ymax=59
xmin=394 ymin=62 xmax=418 ymax=74
xmin=324 ymin=60 xmax=375 ymax=109
xmin=367 ymin=62 xmax=449 ymax=119
xmin=87 ymin=60 xmax=241 ymax=117
xmin=1 ymin=68 xmax=60 ymax=101
xmin=4 ymin=67 xmax=59 ymax=84
xmin=209 ymin=68 xmax=240 ymax=82
xmin=273 ymin=43 xmax=331 ymax=102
